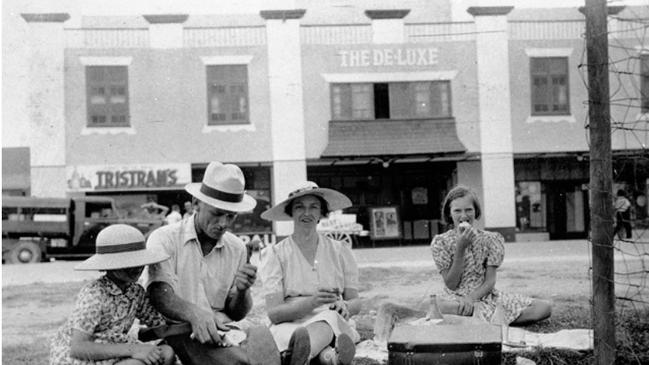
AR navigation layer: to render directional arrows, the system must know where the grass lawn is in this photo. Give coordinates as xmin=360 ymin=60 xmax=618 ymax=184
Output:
xmin=3 ymin=260 xmax=648 ymax=364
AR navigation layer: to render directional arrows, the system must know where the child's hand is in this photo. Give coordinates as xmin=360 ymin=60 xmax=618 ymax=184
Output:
xmin=132 ymin=344 xmax=163 ymax=365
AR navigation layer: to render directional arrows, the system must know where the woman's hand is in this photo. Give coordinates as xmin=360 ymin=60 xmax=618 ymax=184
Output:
xmin=329 ymin=300 xmax=350 ymax=319
xmin=311 ymin=288 xmax=339 ymax=308
xmin=456 ymin=297 xmax=474 ymax=316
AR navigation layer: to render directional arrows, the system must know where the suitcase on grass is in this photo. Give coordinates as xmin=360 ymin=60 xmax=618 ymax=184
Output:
xmin=388 ymin=324 xmax=502 ymax=365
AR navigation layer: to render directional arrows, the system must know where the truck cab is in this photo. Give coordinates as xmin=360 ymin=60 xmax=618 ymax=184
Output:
xmin=2 ymin=196 xmax=164 ymax=264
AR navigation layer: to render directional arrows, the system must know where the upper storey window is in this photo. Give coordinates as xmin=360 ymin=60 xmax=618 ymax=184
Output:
xmin=331 ymin=81 xmax=451 ymax=120
xmin=530 ymin=57 xmax=570 ymax=116
xmin=206 ymin=65 xmax=249 ymax=125
xmin=86 ymin=66 xmax=130 ymax=127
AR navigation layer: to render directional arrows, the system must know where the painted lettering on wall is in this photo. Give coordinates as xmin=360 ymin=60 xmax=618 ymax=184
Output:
xmin=95 ymin=169 xmax=178 ymax=189
xmin=339 ymin=48 xmax=439 ymax=67
xmin=237 ymin=232 xmax=276 ymax=250
xmin=66 ymin=163 xmax=191 ymax=192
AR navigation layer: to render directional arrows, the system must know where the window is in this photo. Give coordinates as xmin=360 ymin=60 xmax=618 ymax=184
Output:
xmin=86 ymin=66 xmax=129 ymax=127
xmin=530 ymin=58 xmax=570 ymax=115
xmin=515 ymin=181 xmax=546 ymax=232
xmin=641 ymin=54 xmax=649 ymax=113
xmin=206 ymin=65 xmax=249 ymax=125
xmin=330 ymin=81 xmax=451 ymax=120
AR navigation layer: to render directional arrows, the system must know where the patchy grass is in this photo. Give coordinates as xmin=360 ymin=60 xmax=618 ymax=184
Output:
xmin=3 ymin=264 xmax=648 ymax=365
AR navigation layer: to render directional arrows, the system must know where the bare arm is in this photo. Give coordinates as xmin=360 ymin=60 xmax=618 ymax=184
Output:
xmin=148 ymin=281 xmax=228 ymax=344
xmin=70 ymin=329 xmax=162 ymax=365
xmin=266 ymin=290 xmax=338 ymax=324
xmin=467 ymin=266 xmax=497 ymax=301
xmin=440 ymin=228 xmax=476 ymax=290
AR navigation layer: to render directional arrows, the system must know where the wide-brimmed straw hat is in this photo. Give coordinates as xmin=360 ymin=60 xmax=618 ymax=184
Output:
xmin=75 ymin=224 xmax=169 ymax=271
xmin=185 ymin=161 xmax=257 ymax=212
xmin=261 ymin=181 xmax=352 ymax=221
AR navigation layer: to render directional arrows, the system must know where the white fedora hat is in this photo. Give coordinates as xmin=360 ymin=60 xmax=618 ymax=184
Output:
xmin=185 ymin=161 xmax=257 ymax=212
xmin=75 ymin=224 xmax=169 ymax=271
xmin=261 ymin=181 xmax=352 ymax=221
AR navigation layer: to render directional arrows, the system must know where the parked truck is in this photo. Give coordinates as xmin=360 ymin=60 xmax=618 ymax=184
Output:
xmin=2 ymin=196 xmax=165 ymax=264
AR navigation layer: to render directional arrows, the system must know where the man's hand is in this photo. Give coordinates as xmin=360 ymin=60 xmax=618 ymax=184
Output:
xmin=329 ymin=300 xmax=350 ymax=319
xmin=188 ymin=308 xmax=231 ymax=345
xmin=234 ymin=263 xmax=257 ymax=291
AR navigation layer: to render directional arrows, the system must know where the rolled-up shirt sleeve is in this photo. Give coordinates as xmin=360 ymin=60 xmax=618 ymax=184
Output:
xmin=144 ymin=229 xmax=178 ymax=292
xmin=259 ymin=246 xmax=284 ymax=300
xmin=340 ymin=243 xmax=359 ymax=290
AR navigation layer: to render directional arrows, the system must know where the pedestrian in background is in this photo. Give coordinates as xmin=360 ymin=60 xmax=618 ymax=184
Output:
xmin=183 ymin=201 xmax=194 ymax=220
xmin=614 ymin=189 xmax=633 ymax=239
xmin=165 ymin=204 xmax=182 ymax=225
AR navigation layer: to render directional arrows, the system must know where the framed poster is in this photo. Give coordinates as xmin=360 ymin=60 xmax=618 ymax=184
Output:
xmin=369 ymin=206 xmax=401 ymax=240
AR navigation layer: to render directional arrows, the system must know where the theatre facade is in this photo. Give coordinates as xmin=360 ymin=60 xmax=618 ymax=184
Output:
xmin=5 ymin=2 xmax=648 ymax=244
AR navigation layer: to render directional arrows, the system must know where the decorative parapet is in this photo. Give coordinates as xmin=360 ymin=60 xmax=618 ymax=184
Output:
xmin=364 ymin=9 xmax=410 ymax=20
xmin=577 ymin=6 xmax=625 ymax=15
xmin=142 ymin=14 xmax=188 ymax=24
xmin=21 ymin=13 xmax=70 ymax=23
xmin=466 ymin=6 xmax=514 ymax=17
xmin=259 ymin=9 xmax=306 ymax=20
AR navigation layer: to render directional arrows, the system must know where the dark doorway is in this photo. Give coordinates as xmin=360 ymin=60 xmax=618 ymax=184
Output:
xmin=546 ymin=181 xmax=589 ymax=239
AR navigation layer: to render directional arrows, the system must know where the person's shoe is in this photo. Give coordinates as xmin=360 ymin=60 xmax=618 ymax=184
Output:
xmin=331 ymin=333 xmax=355 ymax=365
xmin=246 ymin=326 xmax=281 ymax=365
xmin=282 ymin=326 xmax=310 ymax=365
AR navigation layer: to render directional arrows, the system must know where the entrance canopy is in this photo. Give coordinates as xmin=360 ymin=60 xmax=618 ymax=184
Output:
xmin=322 ymin=119 xmax=466 ymax=158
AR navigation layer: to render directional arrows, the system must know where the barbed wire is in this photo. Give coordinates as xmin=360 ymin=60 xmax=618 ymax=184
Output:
xmin=580 ymin=3 xmax=649 ymax=363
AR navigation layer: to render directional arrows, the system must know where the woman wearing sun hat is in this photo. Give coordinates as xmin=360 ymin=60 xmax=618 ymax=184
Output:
xmin=259 ymin=181 xmax=361 ymax=365
xmin=49 ymin=224 xmax=175 ymax=365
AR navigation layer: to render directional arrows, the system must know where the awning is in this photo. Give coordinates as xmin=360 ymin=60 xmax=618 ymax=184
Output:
xmin=321 ymin=119 xmax=466 ymax=158
xmin=2 ymin=147 xmax=31 ymax=190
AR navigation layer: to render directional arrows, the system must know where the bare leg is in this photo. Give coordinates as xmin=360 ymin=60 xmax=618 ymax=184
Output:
xmin=511 ymin=299 xmax=552 ymax=325
xmin=305 ymin=321 xmax=334 ymax=360
xmin=373 ymin=302 xmax=425 ymax=342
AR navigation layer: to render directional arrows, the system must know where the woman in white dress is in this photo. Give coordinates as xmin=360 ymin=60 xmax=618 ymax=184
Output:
xmin=259 ymin=181 xmax=361 ymax=365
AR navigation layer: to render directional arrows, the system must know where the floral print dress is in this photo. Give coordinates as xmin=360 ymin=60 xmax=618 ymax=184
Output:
xmin=50 ymin=276 xmax=166 ymax=365
xmin=431 ymin=229 xmax=532 ymax=324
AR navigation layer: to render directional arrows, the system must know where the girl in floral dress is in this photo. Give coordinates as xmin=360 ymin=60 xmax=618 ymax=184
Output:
xmin=431 ymin=185 xmax=552 ymax=324
xmin=50 ymin=224 xmax=175 ymax=365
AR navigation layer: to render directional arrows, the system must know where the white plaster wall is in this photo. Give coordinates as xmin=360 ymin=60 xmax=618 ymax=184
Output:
xmin=372 ymin=19 xmax=405 ymax=44
xmin=31 ymin=167 xmax=67 ymax=197
xmin=474 ymin=13 xmax=516 ymax=229
xmin=265 ymin=16 xmax=307 ymax=236
xmin=456 ymin=160 xmax=485 ymax=229
xmin=149 ymin=23 xmax=183 ymax=48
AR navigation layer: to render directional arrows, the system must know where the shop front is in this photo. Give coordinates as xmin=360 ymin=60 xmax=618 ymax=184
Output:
xmin=308 ymin=160 xmax=458 ymax=247
xmin=67 ymin=162 xmax=274 ymax=243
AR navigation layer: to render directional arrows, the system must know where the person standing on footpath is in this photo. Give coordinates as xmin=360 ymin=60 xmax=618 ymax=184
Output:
xmin=143 ymin=161 xmax=280 ymax=365
xmin=614 ymin=189 xmax=633 ymax=239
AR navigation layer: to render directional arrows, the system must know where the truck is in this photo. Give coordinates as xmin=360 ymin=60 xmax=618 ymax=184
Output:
xmin=2 ymin=196 xmax=165 ymax=264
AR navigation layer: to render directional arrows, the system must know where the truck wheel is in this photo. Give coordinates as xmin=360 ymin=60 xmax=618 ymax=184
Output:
xmin=7 ymin=241 xmax=42 ymax=264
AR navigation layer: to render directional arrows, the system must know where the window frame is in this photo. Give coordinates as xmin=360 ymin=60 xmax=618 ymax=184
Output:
xmin=205 ymin=64 xmax=250 ymax=126
xmin=641 ymin=54 xmax=649 ymax=113
xmin=85 ymin=65 xmax=130 ymax=128
xmin=329 ymin=80 xmax=452 ymax=121
xmin=530 ymin=57 xmax=570 ymax=116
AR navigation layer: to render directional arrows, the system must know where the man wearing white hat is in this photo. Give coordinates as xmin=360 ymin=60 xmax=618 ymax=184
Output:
xmin=144 ymin=161 xmax=279 ymax=365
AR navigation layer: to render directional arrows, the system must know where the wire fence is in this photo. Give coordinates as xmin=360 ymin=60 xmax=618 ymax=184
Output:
xmin=580 ymin=3 xmax=649 ymax=363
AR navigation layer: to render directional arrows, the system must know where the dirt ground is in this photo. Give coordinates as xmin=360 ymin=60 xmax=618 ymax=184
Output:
xmin=3 ymin=243 xmax=647 ymax=364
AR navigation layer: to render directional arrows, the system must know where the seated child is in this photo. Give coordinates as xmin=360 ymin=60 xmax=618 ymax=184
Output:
xmin=50 ymin=224 xmax=175 ymax=365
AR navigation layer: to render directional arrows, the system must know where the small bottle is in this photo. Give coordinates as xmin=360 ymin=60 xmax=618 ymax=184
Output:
xmin=491 ymin=303 xmax=508 ymax=343
xmin=427 ymin=295 xmax=444 ymax=320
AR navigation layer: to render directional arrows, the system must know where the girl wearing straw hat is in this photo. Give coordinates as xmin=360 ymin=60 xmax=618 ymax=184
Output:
xmin=50 ymin=224 xmax=175 ymax=365
xmin=259 ymin=181 xmax=361 ymax=365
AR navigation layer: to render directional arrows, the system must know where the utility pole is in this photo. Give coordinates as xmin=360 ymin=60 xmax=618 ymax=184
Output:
xmin=584 ymin=0 xmax=616 ymax=364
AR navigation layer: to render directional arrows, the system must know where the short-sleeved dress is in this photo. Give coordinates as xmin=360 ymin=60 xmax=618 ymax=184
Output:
xmin=50 ymin=276 xmax=167 ymax=365
xmin=431 ymin=229 xmax=532 ymax=324
xmin=259 ymin=234 xmax=360 ymax=352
